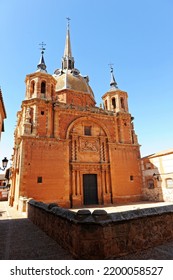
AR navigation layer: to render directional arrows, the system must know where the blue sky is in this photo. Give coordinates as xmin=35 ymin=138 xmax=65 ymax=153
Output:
xmin=0 ymin=0 xmax=173 ymax=169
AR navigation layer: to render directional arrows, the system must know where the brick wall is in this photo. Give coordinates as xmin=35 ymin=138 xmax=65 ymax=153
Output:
xmin=0 ymin=189 xmax=8 ymax=201
xmin=28 ymin=200 xmax=173 ymax=259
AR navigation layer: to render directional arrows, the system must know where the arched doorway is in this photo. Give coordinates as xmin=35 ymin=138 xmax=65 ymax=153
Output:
xmin=67 ymin=116 xmax=112 ymax=207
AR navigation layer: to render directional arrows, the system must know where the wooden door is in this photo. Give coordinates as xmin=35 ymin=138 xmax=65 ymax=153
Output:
xmin=83 ymin=174 xmax=98 ymax=205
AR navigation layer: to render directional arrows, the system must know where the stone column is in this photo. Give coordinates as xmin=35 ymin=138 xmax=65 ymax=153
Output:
xmin=72 ymin=167 xmax=82 ymax=207
xmin=102 ymin=166 xmax=112 ymax=204
xmin=100 ymin=138 xmax=106 ymax=162
xmin=77 ymin=170 xmax=81 ymax=195
xmin=32 ymin=105 xmax=37 ymax=135
xmin=106 ymin=169 xmax=110 ymax=194
xmin=72 ymin=136 xmax=78 ymax=161
xmin=101 ymin=168 xmax=106 ymax=194
xmin=72 ymin=170 xmax=76 ymax=195
xmin=23 ymin=107 xmax=32 ymax=135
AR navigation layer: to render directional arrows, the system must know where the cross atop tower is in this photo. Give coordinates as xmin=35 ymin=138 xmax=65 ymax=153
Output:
xmin=108 ymin=63 xmax=114 ymax=72
xmin=39 ymin=42 xmax=46 ymax=54
xmin=66 ymin=17 xmax=71 ymax=28
xmin=37 ymin=42 xmax=47 ymax=73
xmin=108 ymin=63 xmax=118 ymax=89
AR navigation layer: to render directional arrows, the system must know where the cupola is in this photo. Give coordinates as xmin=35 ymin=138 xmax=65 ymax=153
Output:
xmin=53 ymin=19 xmax=95 ymax=106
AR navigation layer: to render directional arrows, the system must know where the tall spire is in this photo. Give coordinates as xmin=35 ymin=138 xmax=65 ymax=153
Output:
xmin=64 ymin=17 xmax=72 ymax=57
xmin=37 ymin=42 xmax=47 ymax=73
xmin=109 ymin=64 xmax=118 ymax=89
xmin=62 ymin=18 xmax=74 ymax=70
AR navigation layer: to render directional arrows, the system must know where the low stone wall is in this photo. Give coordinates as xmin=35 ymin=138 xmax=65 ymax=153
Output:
xmin=28 ymin=200 xmax=173 ymax=259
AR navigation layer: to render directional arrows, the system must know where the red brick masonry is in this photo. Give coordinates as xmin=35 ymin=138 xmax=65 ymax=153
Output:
xmin=28 ymin=200 xmax=173 ymax=259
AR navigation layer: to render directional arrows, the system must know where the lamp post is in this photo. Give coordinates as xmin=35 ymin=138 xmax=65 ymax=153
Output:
xmin=0 ymin=157 xmax=8 ymax=171
xmin=153 ymin=171 xmax=173 ymax=181
xmin=153 ymin=173 xmax=160 ymax=181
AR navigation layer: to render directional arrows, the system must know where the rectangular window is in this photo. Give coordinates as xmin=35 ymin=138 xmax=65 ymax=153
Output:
xmin=84 ymin=126 xmax=91 ymax=136
xmin=112 ymin=97 xmax=116 ymax=109
xmin=166 ymin=179 xmax=173 ymax=188
xmin=130 ymin=175 xmax=134 ymax=181
xmin=37 ymin=176 xmax=42 ymax=183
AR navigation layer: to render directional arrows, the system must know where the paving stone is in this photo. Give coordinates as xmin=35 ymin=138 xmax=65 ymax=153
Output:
xmin=0 ymin=201 xmax=74 ymax=260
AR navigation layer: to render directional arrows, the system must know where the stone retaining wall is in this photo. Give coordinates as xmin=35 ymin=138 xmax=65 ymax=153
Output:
xmin=28 ymin=200 xmax=173 ymax=259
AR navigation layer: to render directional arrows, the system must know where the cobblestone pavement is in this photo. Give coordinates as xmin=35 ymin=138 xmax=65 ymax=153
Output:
xmin=0 ymin=201 xmax=74 ymax=260
xmin=1 ymin=200 xmax=173 ymax=260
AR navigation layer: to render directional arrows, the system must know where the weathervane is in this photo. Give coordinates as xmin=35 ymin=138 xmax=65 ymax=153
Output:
xmin=39 ymin=42 xmax=46 ymax=54
xmin=66 ymin=17 xmax=71 ymax=28
xmin=109 ymin=63 xmax=118 ymax=88
xmin=108 ymin=63 xmax=114 ymax=72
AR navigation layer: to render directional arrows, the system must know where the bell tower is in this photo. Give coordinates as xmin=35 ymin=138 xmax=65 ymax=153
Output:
xmin=102 ymin=66 xmax=128 ymax=113
xmin=20 ymin=45 xmax=56 ymax=137
xmin=25 ymin=43 xmax=56 ymax=101
xmin=102 ymin=66 xmax=138 ymax=145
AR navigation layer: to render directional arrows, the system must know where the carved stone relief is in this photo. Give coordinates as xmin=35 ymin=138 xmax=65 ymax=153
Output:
xmin=80 ymin=137 xmax=99 ymax=152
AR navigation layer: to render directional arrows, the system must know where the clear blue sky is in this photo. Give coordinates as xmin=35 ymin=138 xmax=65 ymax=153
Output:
xmin=0 ymin=0 xmax=173 ymax=169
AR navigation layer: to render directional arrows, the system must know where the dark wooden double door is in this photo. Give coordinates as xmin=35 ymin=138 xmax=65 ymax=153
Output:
xmin=83 ymin=174 xmax=98 ymax=205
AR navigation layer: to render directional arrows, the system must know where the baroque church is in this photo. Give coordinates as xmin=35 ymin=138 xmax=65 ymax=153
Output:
xmin=9 ymin=23 xmax=142 ymax=210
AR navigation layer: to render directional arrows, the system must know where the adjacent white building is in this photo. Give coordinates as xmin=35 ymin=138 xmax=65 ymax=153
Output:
xmin=141 ymin=149 xmax=173 ymax=201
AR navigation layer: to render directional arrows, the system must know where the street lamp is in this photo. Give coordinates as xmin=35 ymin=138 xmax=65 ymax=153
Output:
xmin=0 ymin=157 xmax=8 ymax=171
xmin=153 ymin=173 xmax=160 ymax=181
xmin=153 ymin=171 xmax=173 ymax=181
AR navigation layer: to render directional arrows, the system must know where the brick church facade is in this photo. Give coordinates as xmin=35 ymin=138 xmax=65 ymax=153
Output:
xmin=9 ymin=24 xmax=142 ymax=209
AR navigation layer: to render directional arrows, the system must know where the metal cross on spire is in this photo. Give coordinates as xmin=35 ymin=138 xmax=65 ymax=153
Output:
xmin=108 ymin=63 xmax=114 ymax=72
xmin=108 ymin=63 xmax=118 ymax=88
xmin=37 ymin=42 xmax=47 ymax=73
xmin=39 ymin=42 xmax=46 ymax=54
xmin=66 ymin=17 xmax=71 ymax=28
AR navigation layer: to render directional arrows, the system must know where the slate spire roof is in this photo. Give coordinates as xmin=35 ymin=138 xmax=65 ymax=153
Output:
xmin=37 ymin=42 xmax=47 ymax=73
